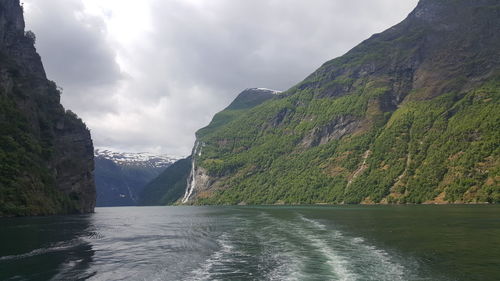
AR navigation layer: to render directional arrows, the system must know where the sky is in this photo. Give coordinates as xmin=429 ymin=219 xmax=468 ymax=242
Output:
xmin=22 ymin=0 xmax=419 ymax=156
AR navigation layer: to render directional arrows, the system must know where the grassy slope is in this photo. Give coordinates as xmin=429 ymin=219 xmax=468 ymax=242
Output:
xmin=191 ymin=0 xmax=500 ymax=205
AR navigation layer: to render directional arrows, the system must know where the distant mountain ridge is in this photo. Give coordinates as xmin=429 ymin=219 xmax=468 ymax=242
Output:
xmin=94 ymin=149 xmax=181 ymax=206
xmin=95 ymin=149 xmax=180 ymax=168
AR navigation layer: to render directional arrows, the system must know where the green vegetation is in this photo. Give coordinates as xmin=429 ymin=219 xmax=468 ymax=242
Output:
xmin=198 ymin=89 xmax=276 ymax=136
xmin=193 ymin=77 xmax=499 ymax=205
xmin=186 ymin=0 xmax=500 ymax=205
xmin=138 ymin=158 xmax=192 ymax=205
xmin=0 ymin=45 xmax=90 ymax=216
xmin=0 ymin=85 xmax=82 ymax=216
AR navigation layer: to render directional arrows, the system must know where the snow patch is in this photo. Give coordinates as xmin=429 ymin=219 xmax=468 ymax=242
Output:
xmin=95 ymin=148 xmax=183 ymax=168
xmin=247 ymin=87 xmax=282 ymax=95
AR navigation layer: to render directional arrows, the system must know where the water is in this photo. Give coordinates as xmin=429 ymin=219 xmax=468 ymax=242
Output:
xmin=0 ymin=205 xmax=499 ymax=281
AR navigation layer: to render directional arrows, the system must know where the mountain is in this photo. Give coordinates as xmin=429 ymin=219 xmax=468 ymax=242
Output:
xmin=198 ymin=88 xmax=280 ymax=135
xmin=94 ymin=149 xmax=178 ymax=206
xmin=95 ymin=149 xmax=179 ymax=169
xmin=0 ymin=0 xmax=95 ymax=216
xmin=181 ymin=0 xmax=500 ymax=205
xmin=138 ymin=157 xmax=192 ymax=206
xmin=138 ymin=88 xmax=278 ymax=206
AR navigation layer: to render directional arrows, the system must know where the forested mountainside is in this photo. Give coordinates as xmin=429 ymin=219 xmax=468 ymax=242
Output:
xmin=138 ymin=157 xmax=192 ymax=206
xmin=94 ymin=150 xmax=176 ymax=206
xmin=181 ymin=0 xmax=500 ymax=205
xmin=139 ymin=88 xmax=279 ymax=205
xmin=0 ymin=0 xmax=95 ymax=216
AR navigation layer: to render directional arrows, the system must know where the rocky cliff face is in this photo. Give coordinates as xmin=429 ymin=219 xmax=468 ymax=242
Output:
xmin=182 ymin=0 xmax=499 ymax=205
xmin=0 ymin=0 xmax=95 ymax=216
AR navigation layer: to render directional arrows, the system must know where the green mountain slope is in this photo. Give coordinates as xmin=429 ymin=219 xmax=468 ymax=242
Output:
xmin=138 ymin=158 xmax=191 ymax=206
xmin=198 ymin=88 xmax=278 ymax=135
xmin=183 ymin=0 xmax=500 ymax=205
xmin=139 ymin=88 xmax=278 ymax=205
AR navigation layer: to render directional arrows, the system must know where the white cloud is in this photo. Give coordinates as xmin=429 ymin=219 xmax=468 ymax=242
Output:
xmin=23 ymin=0 xmax=419 ymax=156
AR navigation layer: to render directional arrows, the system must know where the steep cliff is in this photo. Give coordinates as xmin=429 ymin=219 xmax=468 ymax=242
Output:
xmin=0 ymin=0 xmax=95 ymax=216
xmin=182 ymin=0 xmax=500 ymax=205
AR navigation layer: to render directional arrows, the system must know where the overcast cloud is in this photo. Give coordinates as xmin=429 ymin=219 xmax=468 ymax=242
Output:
xmin=23 ymin=0 xmax=419 ymax=156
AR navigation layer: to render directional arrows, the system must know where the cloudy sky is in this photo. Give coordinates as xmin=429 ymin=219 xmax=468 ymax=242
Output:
xmin=23 ymin=0 xmax=419 ymax=156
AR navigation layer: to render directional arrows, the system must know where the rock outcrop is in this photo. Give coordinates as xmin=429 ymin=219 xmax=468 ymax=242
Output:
xmin=0 ymin=0 xmax=95 ymax=216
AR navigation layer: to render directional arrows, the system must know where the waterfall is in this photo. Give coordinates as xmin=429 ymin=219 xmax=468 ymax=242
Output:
xmin=182 ymin=141 xmax=200 ymax=203
xmin=182 ymin=160 xmax=196 ymax=203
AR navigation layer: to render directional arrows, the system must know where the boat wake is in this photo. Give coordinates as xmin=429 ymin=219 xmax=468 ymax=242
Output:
xmin=184 ymin=211 xmax=418 ymax=281
xmin=0 ymin=238 xmax=85 ymax=262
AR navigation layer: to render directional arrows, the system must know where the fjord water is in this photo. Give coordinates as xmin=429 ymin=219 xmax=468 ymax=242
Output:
xmin=1 ymin=206 xmax=499 ymax=281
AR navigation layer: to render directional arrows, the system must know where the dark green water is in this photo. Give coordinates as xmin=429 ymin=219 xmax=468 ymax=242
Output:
xmin=0 ymin=205 xmax=499 ymax=280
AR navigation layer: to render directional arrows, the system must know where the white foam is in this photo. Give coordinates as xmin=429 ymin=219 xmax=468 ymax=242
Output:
xmin=0 ymin=239 xmax=83 ymax=261
xmin=351 ymin=237 xmax=364 ymax=243
xmin=301 ymin=231 xmax=358 ymax=281
xmin=298 ymin=215 xmax=408 ymax=280
xmin=349 ymin=238 xmax=406 ymax=280
xmin=299 ymin=215 xmax=328 ymax=231
xmin=187 ymin=233 xmax=238 ymax=281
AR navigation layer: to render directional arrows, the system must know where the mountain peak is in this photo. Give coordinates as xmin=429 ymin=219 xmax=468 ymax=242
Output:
xmin=94 ymin=148 xmax=181 ymax=168
xmin=245 ymin=88 xmax=282 ymax=95
xmin=409 ymin=0 xmax=500 ymax=25
xmin=224 ymin=88 xmax=279 ymax=111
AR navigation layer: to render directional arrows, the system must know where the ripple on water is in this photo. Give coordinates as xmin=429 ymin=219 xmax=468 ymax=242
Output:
xmin=2 ymin=206 xmax=480 ymax=281
xmin=0 ymin=238 xmax=86 ymax=262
